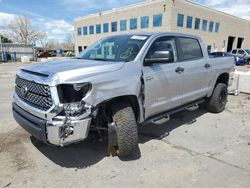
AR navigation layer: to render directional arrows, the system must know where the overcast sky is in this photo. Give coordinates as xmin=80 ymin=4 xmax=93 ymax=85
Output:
xmin=0 ymin=0 xmax=249 ymax=41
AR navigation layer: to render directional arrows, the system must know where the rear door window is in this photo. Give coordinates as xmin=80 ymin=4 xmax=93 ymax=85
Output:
xmin=177 ymin=37 xmax=203 ymax=61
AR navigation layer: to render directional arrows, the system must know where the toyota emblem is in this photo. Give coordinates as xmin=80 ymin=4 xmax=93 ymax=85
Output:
xmin=21 ymin=85 xmax=29 ymax=97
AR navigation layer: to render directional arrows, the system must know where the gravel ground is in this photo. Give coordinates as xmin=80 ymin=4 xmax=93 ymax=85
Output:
xmin=0 ymin=63 xmax=250 ymax=188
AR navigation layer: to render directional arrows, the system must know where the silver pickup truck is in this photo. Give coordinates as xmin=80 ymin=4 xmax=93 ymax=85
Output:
xmin=13 ymin=32 xmax=234 ymax=157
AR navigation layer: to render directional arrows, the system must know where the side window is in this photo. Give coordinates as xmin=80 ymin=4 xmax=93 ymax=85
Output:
xmin=231 ymin=49 xmax=237 ymax=54
xmin=238 ymin=50 xmax=245 ymax=54
xmin=146 ymin=36 xmax=178 ymax=62
xmin=178 ymin=37 xmax=203 ymax=61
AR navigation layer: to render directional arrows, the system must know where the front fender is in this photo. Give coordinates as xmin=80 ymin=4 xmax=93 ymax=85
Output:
xmin=84 ymin=61 xmax=143 ymax=108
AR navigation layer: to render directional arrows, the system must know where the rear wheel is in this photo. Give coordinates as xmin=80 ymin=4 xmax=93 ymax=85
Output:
xmin=111 ymin=102 xmax=138 ymax=157
xmin=206 ymin=83 xmax=228 ymax=113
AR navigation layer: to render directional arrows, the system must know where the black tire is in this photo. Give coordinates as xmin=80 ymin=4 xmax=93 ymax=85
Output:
xmin=206 ymin=83 xmax=228 ymax=113
xmin=111 ymin=102 xmax=138 ymax=157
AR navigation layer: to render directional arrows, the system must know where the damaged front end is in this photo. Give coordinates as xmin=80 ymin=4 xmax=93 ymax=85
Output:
xmin=13 ymin=76 xmax=94 ymax=146
xmin=46 ymin=82 xmax=93 ymax=146
xmin=46 ymin=101 xmax=92 ymax=146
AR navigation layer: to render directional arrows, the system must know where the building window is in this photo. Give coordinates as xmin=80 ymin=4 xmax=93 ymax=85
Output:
xmin=89 ymin=25 xmax=94 ymax=34
xmin=186 ymin=16 xmax=193 ymax=28
xmin=83 ymin=26 xmax=88 ymax=35
xmin=207 ymin=45 xmax=212 ymax=53
xmin=103 ymin=23 xmax=109 ymax=33
xmin=120 ymin=20 xmax=127 ymax=31
xmin=78 ymin=46 xmax=82 ymax=53
xmin=209 ymin=21 xmax=214 ymax=32
xmin=202 ymin=20 xmax=207 ymax=31
xmin=96 ymin=24 xmax=101 ymax=34
xmin=130 ymin=18 xmax=137 ymax=30
xmin=215 ymin=22 xmax=220 ymax=33
xmin=111 ymin=21 xmax=117 ymax=32
xmin=195 ymin=18 xmax=200 ymax=30
xmin=177 ymin=14 xmax=184 ymax=27
xmin=77 ymin=27 xmax=82 ymax=36
xmin=141 ymin=16 xmax=149 ymax=29
xmin=153 ymin=14 xmax=162 ymax=27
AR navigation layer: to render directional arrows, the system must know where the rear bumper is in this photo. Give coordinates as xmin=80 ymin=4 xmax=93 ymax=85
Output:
xmin=12 ymin=102 xmax=92 ymax=146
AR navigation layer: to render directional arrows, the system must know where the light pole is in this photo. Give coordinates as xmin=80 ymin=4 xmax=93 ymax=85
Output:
xmin=0 ymin=34 xmax=3 ymax=62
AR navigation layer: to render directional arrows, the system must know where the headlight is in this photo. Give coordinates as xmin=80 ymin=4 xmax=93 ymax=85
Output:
xmin=57 ymin=83 xmax=92 ymax=103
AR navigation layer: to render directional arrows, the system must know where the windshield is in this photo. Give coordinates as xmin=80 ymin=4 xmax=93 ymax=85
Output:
xmin=245 ymin=49 xmax=250 ymax=54
xmin=78 ymin=35 xmax=149 ymax=62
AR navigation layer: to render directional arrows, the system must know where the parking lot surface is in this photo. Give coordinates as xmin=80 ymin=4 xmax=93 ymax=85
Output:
xmin=1 ymin=63 xmax=250 ymax=188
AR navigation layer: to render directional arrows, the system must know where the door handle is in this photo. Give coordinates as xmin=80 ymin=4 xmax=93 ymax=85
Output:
xmin=204 ymin=63 xmax=211 ymax=68
xmin=175 ymin=67 xmax=184 ymax=73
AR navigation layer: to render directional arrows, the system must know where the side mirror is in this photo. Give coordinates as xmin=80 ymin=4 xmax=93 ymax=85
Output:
xmin=144 ymin=50 xmax=174 ymax=66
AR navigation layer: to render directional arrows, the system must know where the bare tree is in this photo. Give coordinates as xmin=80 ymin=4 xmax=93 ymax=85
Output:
xmin=61 ymin=34 xmax=74 ymax=51
xmin=8 ymin=15 xmax=46 ymax=44
xmin=41 ymin=39 xmax=59 ymax=51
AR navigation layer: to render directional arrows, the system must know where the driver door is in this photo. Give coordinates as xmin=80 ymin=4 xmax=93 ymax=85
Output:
xmin=142 ymin=36 xmax=183 ymax=119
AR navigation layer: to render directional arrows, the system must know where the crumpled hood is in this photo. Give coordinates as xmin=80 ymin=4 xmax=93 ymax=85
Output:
xmin=22 ymin=58 xmax=125 ymax=83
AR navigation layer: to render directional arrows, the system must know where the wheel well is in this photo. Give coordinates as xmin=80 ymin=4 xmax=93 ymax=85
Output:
xmin=216 ymin=73 xmax=229 ymax=86
xmin=96 ymin=95 xmax=140 ymax=122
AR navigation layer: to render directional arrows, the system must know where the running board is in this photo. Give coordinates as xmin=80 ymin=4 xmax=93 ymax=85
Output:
xmin=143 ymin=99 xmax=205 ymax=126
xmin=151 ymin=114 xmax=170 ymax=125
xmin=185 ymin=104 xmax=199 ymax=111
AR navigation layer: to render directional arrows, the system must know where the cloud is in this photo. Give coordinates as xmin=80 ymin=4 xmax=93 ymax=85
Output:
xmin=203 ymin=0 xmax=226 ymax=6
xmin=0 ymin=12 xmax=15 ymax=33
xmin=61 ymin=0 xmax=143 ymax=12
xmin=36 ymin=18 xmax=73 ymax=40
xmin=0 ymin=11 xmax=73 ymax=42
xmin=193 ymin=0 xmax=250 ymax=20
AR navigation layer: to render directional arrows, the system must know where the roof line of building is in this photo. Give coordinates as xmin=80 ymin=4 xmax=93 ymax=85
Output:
xmin=74 ymin=0 xmax=250 ymax=23
xmin=74 ymin=0 xmax=165 ymax=21
xmin=185 ymin=0 xmax=250 ymax=22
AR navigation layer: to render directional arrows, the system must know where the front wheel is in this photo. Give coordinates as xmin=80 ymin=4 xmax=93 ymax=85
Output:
xmin=206 ymin=83 xmax=228 ymax=113
xmin=111 ymin=102 xmax=138 ymax=157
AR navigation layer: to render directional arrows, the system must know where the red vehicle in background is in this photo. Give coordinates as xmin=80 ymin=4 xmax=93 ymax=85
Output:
xmin=37 ymin=51 xmax=56 ymax=58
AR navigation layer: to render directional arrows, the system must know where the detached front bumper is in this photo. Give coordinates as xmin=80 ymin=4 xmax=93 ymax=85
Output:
xmin=12 ymin=102 xmax=92 ymax=146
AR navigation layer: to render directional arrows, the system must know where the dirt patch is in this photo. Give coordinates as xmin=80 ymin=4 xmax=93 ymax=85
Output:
xmin=225 ymin=96 xmax=250 ymax=115
xmin=0 ymin=128 xmax=35 ymax=172
xmin=0 ymin=72 xmax=12 ymax=79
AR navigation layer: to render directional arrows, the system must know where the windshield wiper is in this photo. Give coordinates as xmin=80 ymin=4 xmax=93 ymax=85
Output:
xmin=91 ymin=58 xmax=108 ymax=61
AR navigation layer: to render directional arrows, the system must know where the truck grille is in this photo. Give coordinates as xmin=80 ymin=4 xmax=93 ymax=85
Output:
xmin=15 ymin=76 xmax=53 ymax=110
